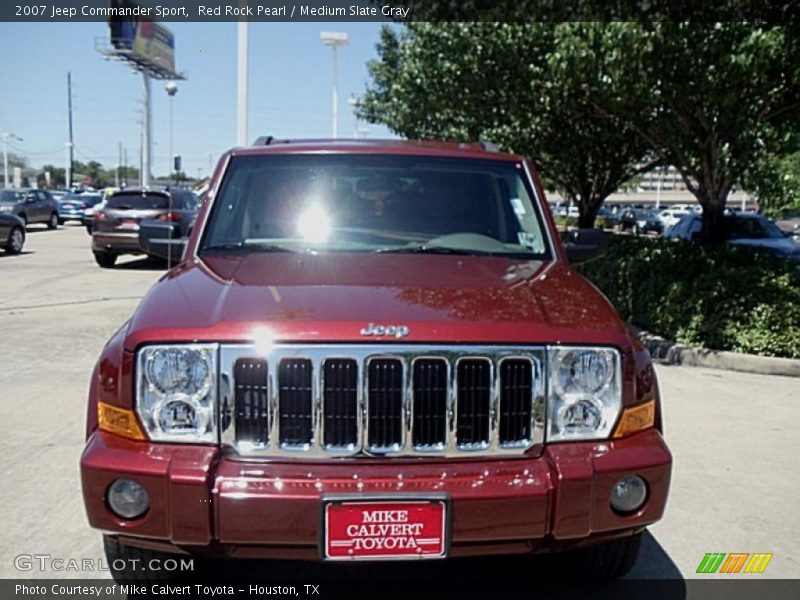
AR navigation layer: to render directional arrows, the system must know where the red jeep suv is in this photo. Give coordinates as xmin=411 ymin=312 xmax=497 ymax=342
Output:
xmin=80 ymin=139 xmax=671 ymax=581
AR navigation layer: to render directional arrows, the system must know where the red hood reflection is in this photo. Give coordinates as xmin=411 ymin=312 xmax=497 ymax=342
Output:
xmin=124 ymin=254 xmax=630 ymax=350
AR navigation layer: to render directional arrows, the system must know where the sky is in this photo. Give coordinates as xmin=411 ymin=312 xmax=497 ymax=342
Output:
xmin=0 ymin=21 xmax=397 ymax=180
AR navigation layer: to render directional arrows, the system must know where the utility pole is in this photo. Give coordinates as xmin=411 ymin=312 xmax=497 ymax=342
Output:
xmin=139 ymin=117 xmax=144 ymax=187
xmin=116 ymin=141 xmax=121 ymax=187
xmin=321 ymin=32 xmax=349 ymax=138
xmin=142 ymin=73 xmax=152 ymax=187
xmin=3 ymin=133 xmax=23 ymax=189
xmin=165 ymin=82 xmax=178 ymax=181
xmin=122 ymin=146 xmax=128 ymax=187
xmin=236 ymin=13 xmax=249 ymax=146
xmin=66 ymin=71 xmax=74 ymax=189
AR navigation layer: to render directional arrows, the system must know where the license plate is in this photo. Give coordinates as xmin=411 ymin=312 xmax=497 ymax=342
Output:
xmin=119 ymin=220 xmax=139 ymax=231
xmin=323 ymin=499 xmax=447 ymax=560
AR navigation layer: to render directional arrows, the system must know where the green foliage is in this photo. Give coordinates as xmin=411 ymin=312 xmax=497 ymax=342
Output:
xmin=361 ymin=23 xmax=652 ymax=228
xmin=363 ymin=22 xmax=800 ymax=241
xmin=579 ymin=237 xmax=800 ymax=358
xmin=743 ymin=147 xmax=800 ymax=216
xmin=600 ymin=22 xmax=800 ymax=242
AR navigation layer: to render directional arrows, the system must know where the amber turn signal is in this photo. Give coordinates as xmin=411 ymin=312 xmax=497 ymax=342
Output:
xmin=98 ymin=401 xmax=146 ymax=441
xmin=612 ymin=400 xmax=656 ymax=438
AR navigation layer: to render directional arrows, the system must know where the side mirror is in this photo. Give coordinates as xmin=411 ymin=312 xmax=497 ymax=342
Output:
xmin=564 ymin=228 xmax=608 ymax=264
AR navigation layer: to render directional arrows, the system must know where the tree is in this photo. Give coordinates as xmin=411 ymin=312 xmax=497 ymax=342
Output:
xmin=41 ymin=164 xmax=66 ymax=187
xmin=361 ymin=23 xmax=654 ymax=228
xmin=742 ymin=135 xmax=800 ymax=216
xmin=598 ymin=22 xmax=800 ymax=243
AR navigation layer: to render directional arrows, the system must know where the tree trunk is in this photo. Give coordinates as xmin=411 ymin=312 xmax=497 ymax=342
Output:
xmin=697 ymin=187 xmax=730 ymax=245
xmin=577 ymin=196 xmax=604 ymax=229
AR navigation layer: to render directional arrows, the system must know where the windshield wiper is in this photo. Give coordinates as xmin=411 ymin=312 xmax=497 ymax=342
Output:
xmin=372 ymin=245 xmax=499 ymax=256
xmin=202 ymin=242 xmax=297 ymax=253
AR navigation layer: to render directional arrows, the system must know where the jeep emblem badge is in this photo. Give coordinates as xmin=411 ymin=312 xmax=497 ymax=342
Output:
xmin=360 ymin=323 xmax=410 ymax=338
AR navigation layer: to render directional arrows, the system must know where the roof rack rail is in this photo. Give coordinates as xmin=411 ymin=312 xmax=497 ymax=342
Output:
xmin=252 ymin=136 xmax=289 ymax=146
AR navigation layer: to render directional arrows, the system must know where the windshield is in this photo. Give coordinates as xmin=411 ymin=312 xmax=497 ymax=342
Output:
xmin=107 ymin=192 xmax=171 ymax=210
xmin=727 ymin=216 xmax=786 ymax=240
xmin=201 ymin=154 xmax=550 ymax=258
xmin=0 ymin=191 xmax=21 ymax=204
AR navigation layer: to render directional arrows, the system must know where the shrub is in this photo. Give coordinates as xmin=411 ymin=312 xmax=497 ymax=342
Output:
xmin=578 ymin=236 xmax=800 ymax=359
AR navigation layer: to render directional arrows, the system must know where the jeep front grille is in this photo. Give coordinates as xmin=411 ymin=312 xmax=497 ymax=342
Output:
xmin=220 ymin=345 xmax=545 ymax=458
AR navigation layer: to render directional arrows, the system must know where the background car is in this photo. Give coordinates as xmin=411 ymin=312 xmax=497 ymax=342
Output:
xmin=657 ymin=208 xmax=691 ymax=229
xmin=58 ymin=192 xmax=103 ymax=225
xmin=616 ymin=208 xmax=664 ymax=235
xmin=91 ymin=187 xmax=199 ymax=267
xmin=663 ymin=212 xmax=800 ymax=259
xmin=49 ymin=189 xmax=68 ymax=202
xmin=0 ymin=213 xmax=26 ymax=254
xmin=0 ymin=188 xmax=59 ymax=229
xmin=83 ymin=188 xmax=121 ymax=234
xmin=596 ymin=206 xmax=620 ymax=229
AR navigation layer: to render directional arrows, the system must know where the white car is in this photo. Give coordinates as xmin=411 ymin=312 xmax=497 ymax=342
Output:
xmin=658 ymin=208 xmax=691 ymax=229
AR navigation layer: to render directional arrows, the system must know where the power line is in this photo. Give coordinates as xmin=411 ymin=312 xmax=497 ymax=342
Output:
xmin=7 ymin=143 xmax=64 ymax=156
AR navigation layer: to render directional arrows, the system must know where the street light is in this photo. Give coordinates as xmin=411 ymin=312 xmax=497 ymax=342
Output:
xmin=165 ymin=81 xmax=178 ymax=181
xmin=320 ymin=31 xmax=349 ymax=138
xmin=2 ymin=132 xmax=23 ymax=189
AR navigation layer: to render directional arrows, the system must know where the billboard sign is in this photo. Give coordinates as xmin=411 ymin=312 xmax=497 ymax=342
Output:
xmin=108 ymin=1 xmax=176 ymax=76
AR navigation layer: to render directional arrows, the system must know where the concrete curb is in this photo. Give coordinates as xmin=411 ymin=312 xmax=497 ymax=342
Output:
xmin=633 ymin=327 xmax=800 ymax=378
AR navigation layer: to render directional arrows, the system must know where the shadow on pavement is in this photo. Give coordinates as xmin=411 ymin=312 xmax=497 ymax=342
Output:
xmin=193 ymin=531 xmax=685 ymax=600
xmin=113 ymin=256 xmax=169 ymax=271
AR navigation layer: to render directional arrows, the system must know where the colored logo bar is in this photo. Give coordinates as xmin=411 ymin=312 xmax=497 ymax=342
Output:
xmin=697 ymin=553 xmax=773 ymax=574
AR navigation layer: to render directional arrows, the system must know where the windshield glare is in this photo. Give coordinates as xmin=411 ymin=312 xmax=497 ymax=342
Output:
xmin=201 ymin=154 xmax=550 ymax=258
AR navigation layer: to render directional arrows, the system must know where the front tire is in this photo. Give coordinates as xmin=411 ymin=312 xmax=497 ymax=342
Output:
xmin=5 ymin=226 xmax=25 ymax=254
xmin=103 ymin=535 xmax=183 ymax=584
xmin=47 ymin=212 xmax=59 ymax=229
xmin=93 ymin=251 xmax=117 ymax=268
xmin=566 ymin=532 xmax=642 ymax=580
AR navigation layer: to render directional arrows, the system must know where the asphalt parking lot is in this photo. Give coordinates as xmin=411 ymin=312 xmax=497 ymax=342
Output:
xmin=1 ymin=224 xmax=798 ymax=585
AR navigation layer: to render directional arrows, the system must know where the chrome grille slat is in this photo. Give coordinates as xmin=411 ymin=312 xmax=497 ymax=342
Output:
xmin=322 ymin=359 xmax=358 ymax=450
xmin=366 ymin=358 xmax=404 ymax=452
xmin=233 ymin=358 xmax=269 ymax=447
xmin=278 ymin=358 xmax=313 ymax=448
xmin=455 ymin=358 xmax=492 ymax=449
xmin=412 ymin=358 xmax=448 ymax=450
xmin=221 ymin=344 xmax=545 ymax=459
xmin=499 ymin=359 xmax=534 ymax=445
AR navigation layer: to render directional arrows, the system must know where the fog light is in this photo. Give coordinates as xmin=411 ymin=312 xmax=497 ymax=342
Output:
xmin=107 ymin=479 xmax=149 ymax=519
xmin=609 ymin=475 xmax=648 ymax=514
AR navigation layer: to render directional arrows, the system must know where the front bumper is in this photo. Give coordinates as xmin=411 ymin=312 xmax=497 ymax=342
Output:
xmin=81 ymin=429 xmax=671 ymax=559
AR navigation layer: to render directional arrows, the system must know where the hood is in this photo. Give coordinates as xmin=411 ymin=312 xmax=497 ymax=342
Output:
xmin=124 ymin=254 xmax=630 ymax=349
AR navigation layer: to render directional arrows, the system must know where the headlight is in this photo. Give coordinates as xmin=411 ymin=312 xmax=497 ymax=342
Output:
xmin=136 ymin=344 xmax=217 ymax=442
xmin=547 ymin=347 xmax=621 ymax=442
xmin=0 ymin=205 xmax=12 ymax=212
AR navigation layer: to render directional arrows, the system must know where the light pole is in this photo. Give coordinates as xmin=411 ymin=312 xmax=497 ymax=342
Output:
xmin=348 ymin=94 xmax=364 ymax=139
xmin=320 ymin=31 xmax=349 ymax=138
xmin=237 ymin=12 xmax=249 ymax=146
xmin=165 ymin=81 xmax=178 ymax=181
xmin=2 ymin=133 xmax=22 ymax=189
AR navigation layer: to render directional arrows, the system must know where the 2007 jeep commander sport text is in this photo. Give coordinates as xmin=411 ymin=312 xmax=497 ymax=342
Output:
xmin=80 ymin=139 xmax=672 ymax=581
